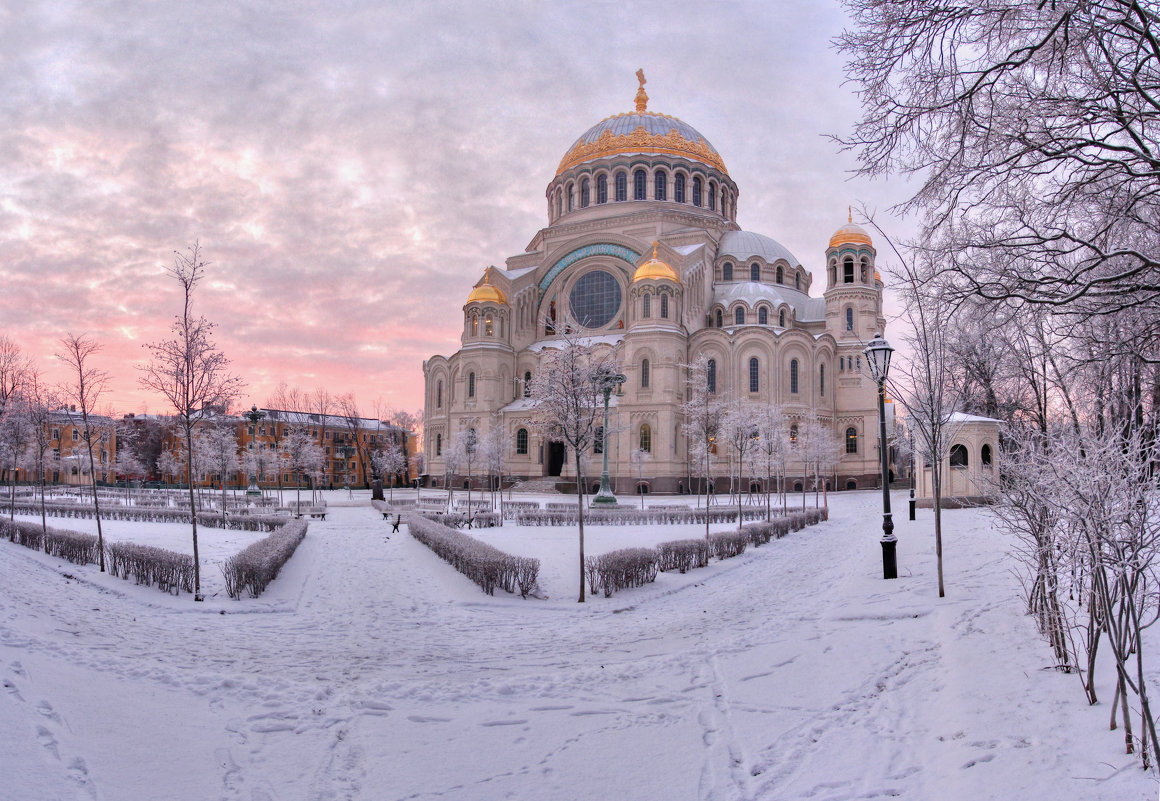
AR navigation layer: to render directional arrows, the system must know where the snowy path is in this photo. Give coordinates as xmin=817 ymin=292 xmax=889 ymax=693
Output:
xmin=0 ymin=496 xmax=1155 ymax=800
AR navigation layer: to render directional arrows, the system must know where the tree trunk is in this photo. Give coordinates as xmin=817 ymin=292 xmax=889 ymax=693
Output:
xmin=575 ymin=451 xmax=586 ymax=603
xmin=186 ymin=435 xmax=201 ymax=599
xmin=933 ymin=462 xmax=945 ymax=598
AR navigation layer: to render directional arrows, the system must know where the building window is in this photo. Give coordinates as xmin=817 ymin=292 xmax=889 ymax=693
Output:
xmin=642 ymin=293 xmax=651 ymax=318
xmin=569 ymin=269 xmax=623 ymax=329
xmin=615 ymin=171 xmax=627 ymax=201
xmin=675 ymin=173 xmax=686 ymax=203
xmin=758 ymin=307 xmax=768 ymax=325
xmin=846 ymin=307 xmax=854 ymax=331
xmin=436 ymin=433 xmax=442 ymax=456
xmin=707 ymin=358 xmax=717 ymax=393
xmin=708 ymin=181 xmax=717 ymax=211
xmin=749 ymin=357 xmax=759 ymax=393
xmin=594 ymin=425 xmax=604 ymax=454
xmin=820 ymin=365 xmax=826 ymax=397
xmin=749 ymin=263 xmax=759 ymax=282
xmin=471 ymin=314 xmax=478 ymax=336
xmin=722 ymin=262 xmax=733 ymax=281
xmin=790 ymin=359 xmax=799 ymax=394
xmin=566 ymin=182 xmax=574 ymax=211
xmin=639 ymin=423 xmax=652 ymax=453
xmin=735 ymin=307 xmax=745 ymax=325
xmin=467 ymin=372 xmax=476 ymax=398
xmin=516 ymin=428 xmax=528 ymax=455
xmin=795 ymin=272 xmax=801 ymax=291
xmin=523 ymin=371 xmax=532 ymax=398
xmin=779 ymin=309 xmax=786 ymax=327
xmin=660 ymin=294 xmax=668 ymax=319
xmin=634 ymin=169 xmax=647 ymax=200
xmin=597 ymin=174 xmax=608 ymax=204
xmin=641 ymin=358 xmax=650 ymax=388
xmin=715 ymin=309 xmax=723 ymax=328
xmin=581 ymin=178 xmax=590 ymax=207
xmin=776 ymin=265 xmax=783 ymax=284
xmin=789 ymin=424 xmax=798 ymax=445
xmin=73 ymin=429 xmax=79 ymax=441
xmin=844 ymin=258 xmax=854 ymax=284
xmin=692 ymin=176 xmax=702 ymax=206
xmin=846 ymin=427 xmax=857 ymax=453
xmin=982 ymin=444 xmax=993 ymax=466
xmin=950 ymin=444 xmax=969 ymax=467
xmin=654 ymin=170 xmax=667 ymax=201
xmin=484 ymin=313 xmax=494 ymax=336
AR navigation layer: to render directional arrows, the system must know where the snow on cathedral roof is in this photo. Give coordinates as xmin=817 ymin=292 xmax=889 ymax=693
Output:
xmin=718 ymin=231 xmax=801 ymax=267
xmin=712 ymin=282 xmax=825 ymax=321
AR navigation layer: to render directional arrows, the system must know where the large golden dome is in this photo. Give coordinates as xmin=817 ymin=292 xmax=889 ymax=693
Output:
xmin=466 ymin=267 xmax=507 ymax=304
xmin=556 ymin=72 xmax=727 ymax=177
xmin=632 ymin=242 xmax=679 ymax=283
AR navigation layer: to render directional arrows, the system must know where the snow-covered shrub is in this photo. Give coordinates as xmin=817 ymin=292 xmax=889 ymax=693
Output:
xmin=0 ymin=518 xmax=45 ymax=551
xmin=657 ymin=539 xmax=711 ymax=573
xmin=406 ymin=514 xmax=540 ymax=598
xmin=584 ymin=548 xmax=660 ymax=597
xmin=106 ymin=542 xmax=194 ymax=595
xmin=43 ymin=527 xmax=100 ymax=565
xmin=709 ymin=531 xmax=748 ymax=560
xmin=515 ymin=507 xmax=765 ymax=527
xmin=219 ymin=519 xmax=308 ymax=599
xmin=743 ymin=518 xmax=791 ymax=546
xmin=0 ymin=499 xmax=285 ymax=531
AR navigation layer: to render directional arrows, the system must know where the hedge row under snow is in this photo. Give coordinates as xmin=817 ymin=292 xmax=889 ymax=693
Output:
xmin=106 ymin=542 xmax=194 ymax=595
xmin=0 ymin=500 xmax=288 ymax=531
xmin=585 ymin=548 xmax=660 ymax=597
xmin=406 ymin=514 xmax=539 ymax=597
xmin=374 ymin=500 xmax=501 ymax=529
xmin=1 ymin=517 xmax=102 ymax=565
xmin=515 ymin=506 xmax=769 ymax=526
xmin=220 ymin=519 xmax=308 ymax=599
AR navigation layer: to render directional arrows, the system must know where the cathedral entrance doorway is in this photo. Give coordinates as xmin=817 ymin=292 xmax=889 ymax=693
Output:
xmin=547 ymin=442 xmax=566 ymax=476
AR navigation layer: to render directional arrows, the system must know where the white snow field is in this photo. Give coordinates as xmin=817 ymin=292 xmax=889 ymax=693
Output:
xmin=1 ymin=490 xmax=1156 ymax=801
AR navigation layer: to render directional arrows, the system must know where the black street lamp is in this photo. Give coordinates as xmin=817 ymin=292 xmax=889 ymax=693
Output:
xmin=243 ymin=405 xmax=265 ymax=499
xmin=591 ymin=367 xmax=626 ymax=507
xmin=864 ymin=333 xmax=897 ymax=580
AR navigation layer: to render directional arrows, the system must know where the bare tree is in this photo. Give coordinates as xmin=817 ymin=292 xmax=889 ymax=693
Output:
xmin=139 ymin=242 xmax=243 ymax=600
xmin=753 ymin=403 xmax=790 ymax=520
xmin=336 ymin=394 xmax=372 ymax=489
xmin=157 ymin=449 xmax=182 ymax=493
xmin=478 ymin=418 xmax=505 ymax=512
xmin=371 ymin=436 xmax=407 ymax=503
xmin=22 ymin=369 xmax=59 ymax=537
xmin=681 ymin=354 xmax=726 ymax=538
xmin=0 ymin=335 xmax=29 ymax=413
xmin=529 ymin=330 xmax=621 ymax=602
xmin=629 ymin=447 xmax=650 ymax=510
xmin=198 ymin=422 xmax=241 ymax=523
xmin=57 ymin=333 xmax=111 ymax=571
xmin=0 ymin=390 xmax=33 ymax=516
xmin=721 ymin=403 xmax=760 ymax=531
xmin=282 ymin=427 xmax=325 ymax=515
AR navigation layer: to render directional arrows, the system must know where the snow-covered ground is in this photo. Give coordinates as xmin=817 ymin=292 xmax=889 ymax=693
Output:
xmin=0 ymin=490 xmax=1156 ymax=800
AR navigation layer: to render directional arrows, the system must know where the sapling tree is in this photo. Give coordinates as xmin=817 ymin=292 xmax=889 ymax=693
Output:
xmin=22 ymin=369 xmax=58 ymax=537
xmin=753 ymin=403 xmax=789 ymax=520
xmin=139 ymin=242 xmax=243 ymax=600
xmin=681 ymin=354 xmax=725 ymax=538
xmin=630 ymin=447 xmax=650 ymax=510
xmin=282 ymin=428 xmax=325 ymax=514
xmin=198 ymin=422 xmax=241 ymax=523
xmin=529 ymin=328 xmax=622 ymax=602
xmin=478 ymin=419 xmax=505 ymax=512
xmin=157 ymin=450 xmax=182 ymax=494
xmin=57 ymin=333 xmax=111 ymax=571
xmin=0 ymin=390 xmax=32 ymax=516
xmin=721 ymin=403 xmax=760 ymax=531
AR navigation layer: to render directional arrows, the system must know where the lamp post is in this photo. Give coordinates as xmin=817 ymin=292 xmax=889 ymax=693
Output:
xmin=591 ymin=367 xmax=626 ymax=507
xmin=864 ymin=333 xmax=897 ymax=580
xmin=243 ymin=405 xmax=265 ymax=500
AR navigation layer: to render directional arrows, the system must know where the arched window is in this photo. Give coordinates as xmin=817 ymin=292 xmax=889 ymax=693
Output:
xmin=580 ymin=178 xmax=590 ymax=208
xmin=516 ymin=428 xmax=529 ymax=455
xmin=790 ymin=359 xmax=799 ymax=393
xmin=779 ymin=309 xmax=786 ymax=327
xmin=982 ymin=444 xmax=993 ymax=466
xmin=470 ymin=314 xmax=478 ymax=336
xmin=566 ymin=183 xmax=574 ymax=211
xmin=950 ymin=444 xmax=969 ymax=467
xmin=758 ymin=307 xmax=768 ymax=325
xmin=735 ymin=307 xmax=745 ymax=325
xmin=789 ymin=424 xmax=798 ymax=444
xmin=708 ymin=181 xmax=717 ymax=210
xmin=707 ymin=359 xmax=717 ymax=393
xmin=715 ymin=309 xmax=723 ymax=327
xmin=639 ymin=423 xmax=652 ymax=453
xmin=660 ymin=294 xmax=669 ymax=318
xmin=436 ymin=433 xmax=442 ymax=456
xmin=615 ymin=171 xmax=627 ymax=202
xmin=751 ymin=262 xmax=760 ymax=281
xmin=556 ymin=193 xmax=562 ymax=218
xmin=749 ymin=357 xmax=759 ymax=393
xmin=641 ymin=358 xmax=650 ymax=388
xmin=594 ymin=425 xmax=604 ymax=454
xmin=642 ymin=293 xmax=651 ymax=318
xmin=846 ymin=427 xmax=857 ymax=453
xmin=723 ymin=262 xmax=733 ymax=281
xmin=654 ymin=170 xmax=667 ymax=201
xmin=692 ymin=176 xmax=702 ymax=206
xmin=634 ymin=169 xmax=647 ymax=200
xmin=436 ymin=380 xmax=443 ymax=408
xmin=776 ymin=265 xmax=784 ymax=284
xmin=484 ymin=313 xmax=494 ymax=336
xmin=794 ymin=272 xmax=800 ymax=291
xmin=523 ymin=371 xmax=532 ymax=398
xmin=844 ymin=257 xmax=854 ymax=284
xmin=675 ymin=173 xmax=686 ymax=203
xmin=840 ymin=357 xmax=845 ymax=371
xmin=467 ymin=372 xmax=476 ymax=398
xmin=846 ymin=307 xmax=854 ymax=331
xmin=820 ymin=364 xmax=825 ymax=397
xmin=597 ymin=174 xmax=608 ymax=204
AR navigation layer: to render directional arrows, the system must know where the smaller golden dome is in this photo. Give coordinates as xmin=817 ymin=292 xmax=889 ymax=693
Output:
xmin=633 ymin=242 xmax=679 ymax=283
xmin=874 ymin=269 xmax=882 ymax=283
xmin=466 ymin=267 xmax=507 ymax=304
xmin=829 ymin=208 xmax=873 ymax=249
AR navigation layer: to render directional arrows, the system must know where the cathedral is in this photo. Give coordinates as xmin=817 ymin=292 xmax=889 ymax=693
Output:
xmin=422 ymin=74 xmax=887 ymax=494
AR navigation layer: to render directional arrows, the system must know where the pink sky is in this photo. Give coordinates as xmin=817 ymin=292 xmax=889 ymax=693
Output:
xmin=1 ymin=1 xmax=913 ymax=419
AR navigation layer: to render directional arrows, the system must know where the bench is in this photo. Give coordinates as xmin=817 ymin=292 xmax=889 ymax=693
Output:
xmin=308 ymin=508 xmax=327 ymax=520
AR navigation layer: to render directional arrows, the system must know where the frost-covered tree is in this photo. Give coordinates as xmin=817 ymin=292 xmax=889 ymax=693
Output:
xmin=57 ymin=333 xmax=111 ymax=571
xmin=21 ymin=369 xmax=58 ymax=537
xmin=198 ymin=422 xmax=241 ymax=522
xmin=721 ymin=403 xmax=760 ymax=530
xmin=442 ymin=433 xmax=466 ymax=509
xmin=681 ymin=354 xmax=726 ymax=538
xmin=529 ymin=329 xmax=622 ymax=602
xmin=370 ymin=436 xmax=407 ymax=503
xmin=0 ymin=390 xmax=33 ymax=517
xmin=753 ymin=403 xmax=790 ymax=520
xmin=139 ymin=242 xmax=243 ymax=600
xmin=282 ymin=428 xmax=325 ymax=514
xmin=799 ymin=420 xmax=841 ymax=511
xmin=629 ymin=447 xmax=650 ymax=510
xmin=157 ymin=449 xmax=182 ymax=492
xmin=478 ymin=419 xmax=505 ymax=512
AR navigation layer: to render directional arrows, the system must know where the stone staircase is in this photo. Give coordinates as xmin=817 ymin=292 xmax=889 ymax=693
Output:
xmin=508 ymin=477 xmax=566 ymax=494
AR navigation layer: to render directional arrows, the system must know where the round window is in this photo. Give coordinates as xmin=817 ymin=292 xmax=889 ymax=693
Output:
xmin=568 ymin=270 xmax=622 ymax=329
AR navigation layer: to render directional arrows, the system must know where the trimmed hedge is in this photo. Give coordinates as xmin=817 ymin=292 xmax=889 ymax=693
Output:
xmin=585 ymin=548 xmax=661 ymax=597
xmin=709 ymin=530 xmax=749 ymax=559
xmin=106 ymin=542 xmax=194 ymax=595
xmin=406 ymin=514 xmax=539 ymax=598
xmin=0 ymin=500 xmax=287 ymax=531
xmin=657 ymin=538 xmax=711 ymax=573
xmin=515 ymin=507 xmax=768 ymax=526
xmin=220 ymin=519 xmax=308 ymax=599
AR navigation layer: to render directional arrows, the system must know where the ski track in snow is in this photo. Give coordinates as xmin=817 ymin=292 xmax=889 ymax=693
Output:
xmin=1 ymin=492 xmax=1156 ymax=800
